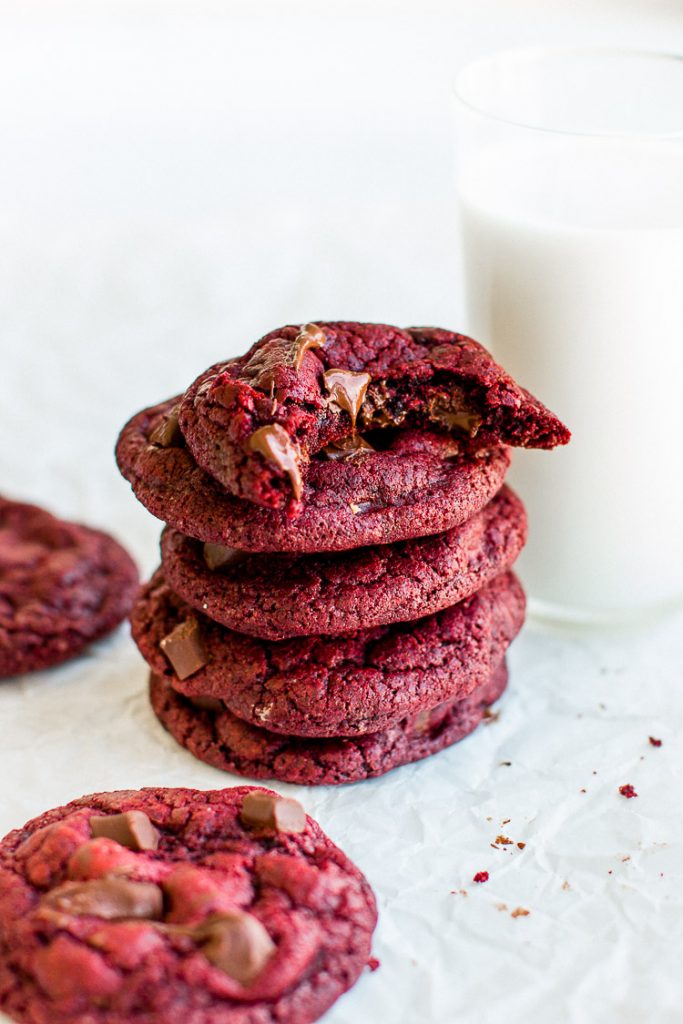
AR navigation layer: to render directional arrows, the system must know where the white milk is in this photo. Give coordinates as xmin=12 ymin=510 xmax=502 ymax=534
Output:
xmin=459 ymin=141 xmax=683 ymax=619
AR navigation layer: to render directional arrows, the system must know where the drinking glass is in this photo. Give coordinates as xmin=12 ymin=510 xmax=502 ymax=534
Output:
xmin=454 ymin=48 xmax=683 ymax=624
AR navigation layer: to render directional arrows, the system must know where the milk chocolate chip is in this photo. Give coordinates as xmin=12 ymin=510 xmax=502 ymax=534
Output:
xmin=41 ymin=879 xmax=163 ymax=921
xmin=240 ymin=791 xmax=306 ymax=834
xmin=292 ymin=323 xmax=326 ymax=370
xmin=199 ymin=912 xmax=276 ymax=985
xmin=90 ymin=811 xmax=159 ymax=852
xmin=160 ymin=618 xmax=208 ymax=680
xmin=149 ymin=407 xmax=183 ymax=447
xmin=323 ymin=369 xmax=371 ymax=430
xmin=248 ymin=425 xmax=303 ymax=501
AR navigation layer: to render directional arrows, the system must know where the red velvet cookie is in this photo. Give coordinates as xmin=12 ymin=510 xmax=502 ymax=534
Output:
xmin=0 ymin=786 xmax=377 ymax=1024
xmin=131 ymin=569 xmax=524 ymax=738
xmin=148 ymin=661 xmax=508 ymax=785
xmin=178 ymin=322 xmax=570 ymax=511
xmin=0 ymin=497 xmax=139 ymax=678
xmin=116 ymin=398 xmax=511 ymax=553
xmin=159 ymin=486 xmax=526 ymax=640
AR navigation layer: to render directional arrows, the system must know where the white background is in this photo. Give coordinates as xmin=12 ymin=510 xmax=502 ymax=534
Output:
xmin=1 ymin=2 xmax=683 ymax=1022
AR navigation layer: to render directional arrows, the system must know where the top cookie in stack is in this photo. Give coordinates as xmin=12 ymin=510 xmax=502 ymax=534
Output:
xmin=117 ymin=322 xmax=569 ymax=784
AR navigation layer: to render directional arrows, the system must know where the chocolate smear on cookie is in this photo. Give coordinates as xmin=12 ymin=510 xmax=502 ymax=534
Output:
xmin=90 ymin=811 xmax=159 ymax=851
xmin=323 ymin=369 xmax=371 ymax=430
xmin=248 ymin=425 xmax=303 ymax=500
xmin=160 ymin=618 xmax=208 ymax=680
xmin=240 ymin=791 xmax=306 ymax=834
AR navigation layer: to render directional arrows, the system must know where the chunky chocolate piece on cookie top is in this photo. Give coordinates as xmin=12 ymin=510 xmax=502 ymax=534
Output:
xmin=178 ymin=321 xmax=570 ymax=510
xmin=90 ymin=811 xmax=160 ymax=851
xmin=240 ymin=792 xmax=306 ymax=834
xmin=0 ymin=787 xmax=377 ymax=1023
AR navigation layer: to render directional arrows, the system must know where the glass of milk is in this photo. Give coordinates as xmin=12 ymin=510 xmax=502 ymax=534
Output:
xmin=454 ymin=48 xmax=683 ymax=625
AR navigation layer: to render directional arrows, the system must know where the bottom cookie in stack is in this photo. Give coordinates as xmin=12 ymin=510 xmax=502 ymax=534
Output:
xmin=132 ymin=570 xmax=525 ymax=785
xmin=149 ymin=661 xmax=508 ymax=785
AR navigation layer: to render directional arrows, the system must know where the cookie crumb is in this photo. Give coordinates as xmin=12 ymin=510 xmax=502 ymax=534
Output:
xmin=619 ymin=784 xmax=637 ymax=799
xmin=483 ymin=709 xmax=500 ymax=724
xmin=495 ymin=902 xmax=508 ymax=912
xmin=499 ymin=761 xmax=512 ymax=767
xmin=367 ymin=957 xmax=380 ymax=972
xmin=649 ymin=736 xmax=662 ymax=747
xmin=473 ymin=871 xmax=489 ymax=884
xmin=561 ymin=880 xmax=571 ymax=891
xmin=517 ymin=841 xmax=526 ymax=850
xmin=495 ymin=835 xmax=513 ymax=845
xmin=511 ymin=907 xmax=529 ymax=918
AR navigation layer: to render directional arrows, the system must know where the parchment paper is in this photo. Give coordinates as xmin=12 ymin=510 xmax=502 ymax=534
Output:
xmin=1 ymin=205 xmax=682 ymax=1024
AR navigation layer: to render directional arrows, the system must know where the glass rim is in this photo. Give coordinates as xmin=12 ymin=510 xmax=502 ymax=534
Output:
xmin=453 ymin=46 xmax=683 ymax=140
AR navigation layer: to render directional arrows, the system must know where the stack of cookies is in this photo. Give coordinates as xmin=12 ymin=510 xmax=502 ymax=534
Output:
xmin=117 ymin=322 xmax=569 ymax=784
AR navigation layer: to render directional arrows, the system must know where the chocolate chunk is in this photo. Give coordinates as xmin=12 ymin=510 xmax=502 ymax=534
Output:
xmin=239 ymin=791 xmax=306 ymax=834
xmin=149 ymin=407 xmax=183 ymax=447
xmin=323 ymin=435 xmax=375 ymax=461
xmin=349 ymin=500 xmax=381 ymax=515
xmin=292 ymin=323 xmax=326 ymax=370
xmin=199 ymin=912 xmax=276 ymax=985
xmin=323 ymin=369 xmax=371 ymax=429
xmin=41 ymin=879 xmax=163 ymax=921
xmin=203 ymin=543 xmax=249 ymax=572
xmin=160 ymin=618 xmax=208 ymax=680
xmin=211 ymin=381 xmax=239 ymax=407
xmin=90 ymin=811 xmax=160 ymax=851
xmin=189 ymin=694 xmax=224 ymax=712
xmin=429 ymin=396 xmax=483 ymax=437
xmin=409 ymin=709 xmax=432 ymax=736
xmin=248 ymin=425 xmax=303 ymax=501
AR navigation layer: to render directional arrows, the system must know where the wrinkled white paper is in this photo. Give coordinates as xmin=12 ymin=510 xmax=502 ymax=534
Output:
xmin=2 ymin=215 xmax=683 ymax=1024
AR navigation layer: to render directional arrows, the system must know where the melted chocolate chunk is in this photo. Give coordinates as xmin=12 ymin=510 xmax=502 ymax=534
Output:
xmin=41 ymin=879 xmax=163 ymax=920
xmin=90 ymin=811 xmax=159 ymax=851
xmin=429 ymin=396 xmax=483 ymax=437
xmin=198 ymin=911 xmax=276 ymax=986
xmin=239 ymin=791 xmax=306 ymax=834
xmin=323 ymin=435 xmax=375 ymax=461
xmin=323 ymin=369 xmax=371 ymax=430
xmin=292 ymin=323 xmax=326 ymax=370
xmin=248 ymin=425 xmax=303 ymax=501
xmin=149 ymin=408 xmax=183 ymax=448
xmin=160 ymin=618 xmax=208 ymax=680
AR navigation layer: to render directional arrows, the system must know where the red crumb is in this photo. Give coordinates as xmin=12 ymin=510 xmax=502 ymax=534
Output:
xmin=473 ymin=871 xmax=489 ymax=884
xmin=367 ymin=957 xmax=380 ymax=972
xmin=495 ymin=835 xmax=513 ymax=845
xmin=511 ymin=907 xmax=530 ymax=918
xmin=649 ymin=737 xmax=662 ymax=747
xmin=517 ymin=842 xmax=526 ymax=850
xmin=619 ymin=784 xmax=638 ymax=799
